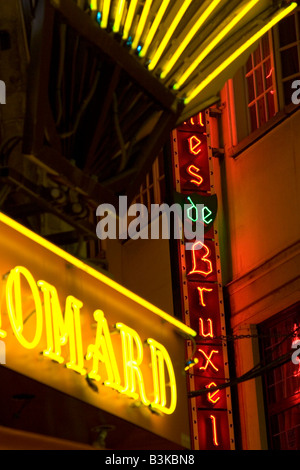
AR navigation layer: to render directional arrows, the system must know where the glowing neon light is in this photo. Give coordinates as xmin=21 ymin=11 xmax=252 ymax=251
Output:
xmin=85 ymin=310 xmax=121 ymax=389
xmin=122 ymin=0 xmax=139 ymax=40
xmin=199 ymin=113 xmax=205 ymax=127
xmin=132 ymin=0 xmax=153 ymax=51
xmin=187 ymin=196 xmax=199 ymax=222
xmin=199 ymin=318 xmax=213 ymax=338
xmin=116 ymin=322 xmax=150 ymax=404
xmin=189 ymin=241 xmax=213 ymax=277
xmin=187 ymin=165 xmax=203 ymax=187
xmin=0 ymin=212 xmax=196 ymax=338
xmin=160 ymin=0 xmax=222 ymax=78
xmin=202 ymin=206 xmax=213 ymax=225
xmin=90 ymin=0 xmax=98 ymax=10
xmin=210 ymin=415 xmax=219 ymax=446
xmin=206 ymin=382 xmax=221 ymax=404
xmin=188 ymin=135 xmax=202 ymax=155
xmin=173 ymin=0 xmax=259 ymax=90
xmin=139 ymin=0 xmax=170 ymax=57
xmin=38 ymin=280 xmax=86 ymax=375
xmin=113 ymin=0 xmax=126 ymax=33
xmin=266 ymin=67 xmax=273 ymax=79
xmin=148 ymin=0 xmax=193 ymax=71
xmin=197 ymin=286 xmax=213 ymax=307
xmin=100 ymin=0 xmax=111 ymax=29
xmin=184 ymin=2 xmax=297 ymax=103
xmin=6 ymin=267 xmax=43 ymax=350
xmin=198 ymin=349 xmax=219 ymax=372
xmin=147 ymin=338 xmax=177 ymax=415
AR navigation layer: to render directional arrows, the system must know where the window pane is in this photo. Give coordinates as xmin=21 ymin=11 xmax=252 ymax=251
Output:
xmin=255 ymin=66 xmax=264 ymax=96
xmin=281 ymin=46 xmax=299 ymax=78
xmin=267 ymin=91 xmax=276 ymax=119
xmin=258 ymin=97 xmax=267 ymax=127
xmin=247 ymin=73 xmax=255 ymax=103
xmin=278 ymin=15 xmax=296 ymax=47
xmin=264 ymin=58 xmax=273 ymax=89
xmin=249 ymin=104 xmax=257 ymax=132
xmin=246 ymin=54 xmax=253 ymax=73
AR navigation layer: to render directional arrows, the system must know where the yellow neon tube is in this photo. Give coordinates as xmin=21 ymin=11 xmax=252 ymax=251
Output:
xmin=0 ymin=212 xmax=196 ymax=338
xmin=184 ymin=2 xmax=297 ymax=104
xmin=90 ymin=0 xmax=98 ymax=10
xmin=113 ymin=0 xmax=126 ymax=33
xmin=139 ymin=0 xmax=170 ymax=58
xmin=132 ymin=0 xmax=154 ymax=50
xmin=160 ymin=0 xmax=222 ymax=79
xmin=173 ymin=0 xmax=259 ymax=88
xmin=148 ymin=0 xmax=193 ymax=71
xmin=122 ymin=0 xmax=139 ymax=40
xmin=101 ymin=0 xmax=111 ymax=29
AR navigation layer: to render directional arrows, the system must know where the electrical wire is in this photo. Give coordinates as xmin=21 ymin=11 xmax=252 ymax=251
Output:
xmin=188 ymin=324 xmax=300 ymax=399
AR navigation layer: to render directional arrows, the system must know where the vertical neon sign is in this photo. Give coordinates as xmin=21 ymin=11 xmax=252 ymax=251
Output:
xmin=171 ymin=110 xmax=235 ymax=450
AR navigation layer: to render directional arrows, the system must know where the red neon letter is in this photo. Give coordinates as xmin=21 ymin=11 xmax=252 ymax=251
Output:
xmin=199 ymin=112 xmax=205 ymax=127
xmin=206 ymin=382 xmax=220 ymax=404
xmin=199 ymin=318 xmax=213 ymax=338
xmin=189 ymin=241 xmax=213 ymax=277
xmin=197 ymin=286 xmax=213 ymax=307
xmin=198 ymin=349 xmax=219 ymax=372
xmin=210 ymin=415 xmax=219 ymax=446
xmin=187 ymin=165 xmax=203 ymax=187
xmin=188 ymin=135 xmax=202 ymax=155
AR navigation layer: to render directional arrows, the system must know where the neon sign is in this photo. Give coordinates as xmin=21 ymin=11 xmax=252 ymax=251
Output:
xmin=1 ymin=264 xmax=177 ymax=415
xmin=171 ymin=110 xmax=235 ymax=449
xmin=0 ymin=212 xmax=194 ymax=447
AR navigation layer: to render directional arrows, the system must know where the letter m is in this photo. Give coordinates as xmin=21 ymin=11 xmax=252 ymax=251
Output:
xmin=37 ymin=280 xmax=86 ymax=375
xmin=0 ymin=81 xmax=6 ymax=104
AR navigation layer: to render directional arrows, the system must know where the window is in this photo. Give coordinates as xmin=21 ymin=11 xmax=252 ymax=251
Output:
xmin=259 ymin=304 xmax=300 ymax=450
xmin=245 ymin=32 xmax=277 ymax=133
xmin=275 ymin=7 xmax=300 ymax=106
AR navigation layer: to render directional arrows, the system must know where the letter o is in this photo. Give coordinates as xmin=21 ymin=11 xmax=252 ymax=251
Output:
xmin=6 ymin=266 xmax=43 ymax=349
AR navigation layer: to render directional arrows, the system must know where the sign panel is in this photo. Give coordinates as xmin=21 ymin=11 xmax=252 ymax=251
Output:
xmin=0 ymin=213 xmax=195 ymax=448
xmin=171 ymin=110 xmax=235 ymax=450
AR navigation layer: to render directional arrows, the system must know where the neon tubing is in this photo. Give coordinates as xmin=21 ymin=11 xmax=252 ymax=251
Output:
xmin=101 ymin=0 xmax=111 ymax=29
xmin=184 ymin=2 xmax=297 ymax=104
xmin=139 ymin=0 xmax=170 ymax=57
xmin=173 ymin=0 xmax=259 ymax=88
xmin=132 ymin=0 xmax=154 ymax=50
xmin=122 ymin=0 xmax=139 ymax=39
xmin=113 ymin=0 xmax=126 ymax=33
xmin=148 ymin=0 xmax=193 ymax=71
xmin=160 ymin=0 xmax=222 ymax=79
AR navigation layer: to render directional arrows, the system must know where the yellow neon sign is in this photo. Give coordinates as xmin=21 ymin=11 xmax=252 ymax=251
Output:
xmin=0 ymin=212 xmax=195 ymax=339
xmin=160 ymin=0 xmax=222 ymax=78
xmin=148 ymin=0 xmax=193 ymax=71
xmin=184 ymin=2 xmax=297 ymax=104
xmin=1 ymin=264 xmax=179 ymax=415
xmin=172 ymin=0 xmax=259 ymax=87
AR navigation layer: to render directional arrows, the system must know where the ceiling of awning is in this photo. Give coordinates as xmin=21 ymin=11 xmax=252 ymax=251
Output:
xmin=2 ymin=0 xmax=296 ymax=246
